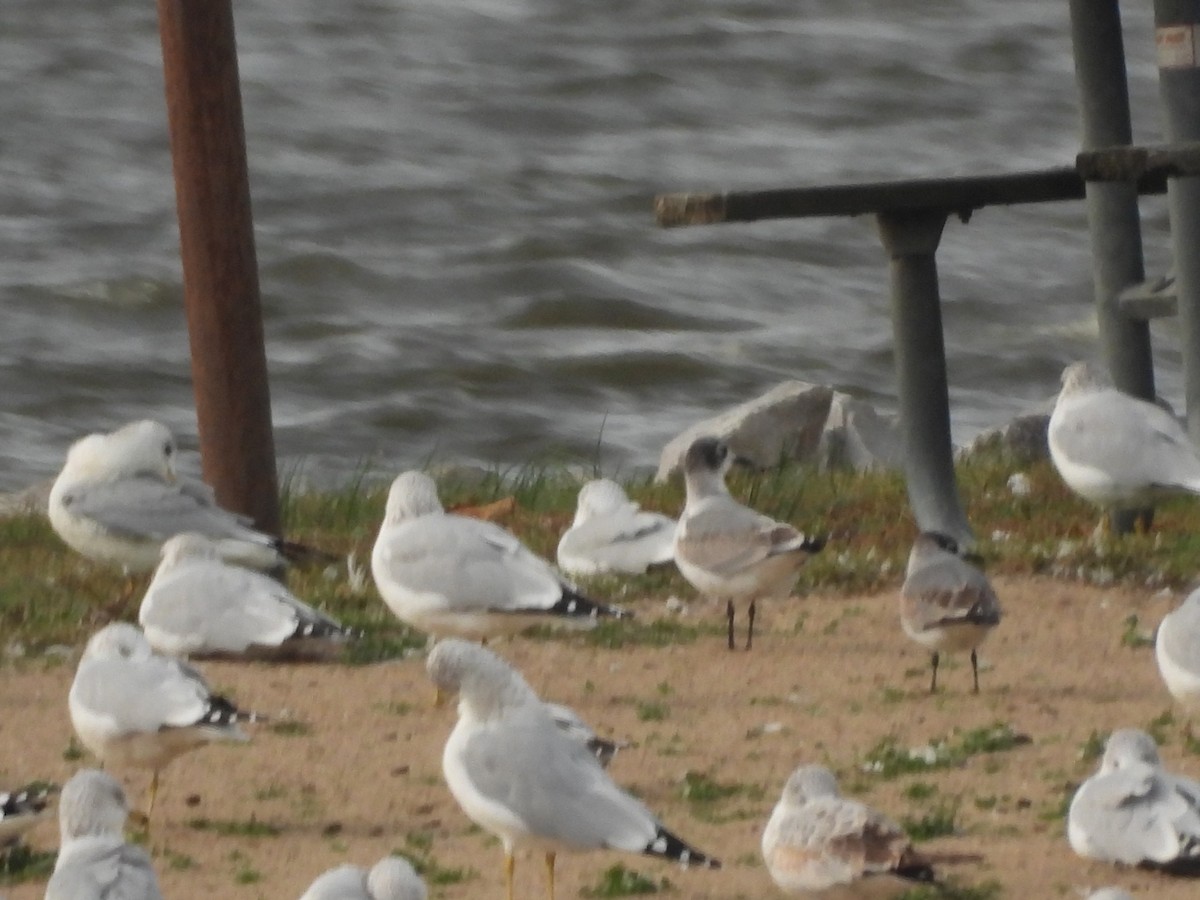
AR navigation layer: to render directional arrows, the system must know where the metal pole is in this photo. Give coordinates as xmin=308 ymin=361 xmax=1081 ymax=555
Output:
xmin=156 ymin=0 xmax=281 ymax=533
xmin=876 ymin=211 xmax=973 ymax=546
xmin=1154 ymin=0 xmax=1200 ymax=442
xmin=1069 ymin=0 xmax=1155 ymax=534
xmin=1068 ymin=0 xmax=1155 ymax=399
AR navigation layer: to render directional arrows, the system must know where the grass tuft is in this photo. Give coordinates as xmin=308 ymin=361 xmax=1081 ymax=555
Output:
xmin=581 ymin=863 xmax=670 ymax=897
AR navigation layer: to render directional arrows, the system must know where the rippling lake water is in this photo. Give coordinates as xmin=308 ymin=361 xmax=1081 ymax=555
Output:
xmin=0 ymin=0 xmax=1181 ymax=490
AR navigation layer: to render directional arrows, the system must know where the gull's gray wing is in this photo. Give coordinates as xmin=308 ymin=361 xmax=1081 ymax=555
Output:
xmin=677 ymin=497 xmax=812 ymax=577
xmin=379 ymin=515 xmax=567 ymax=613
xmin=71 ymin=654 xmax=213 ymax=734
xmin=1069 ymin=765 xmax=1200 ymax=865
xmin=901 ymin=555 xmax=1001 ymax=632
xmin=1050 ymin=390 xmax=1200 ymax=491
xmin=558 ymin=510 xmax=676 ymax=574
xmin=58 ymin=475 xmax=254 ymax=542
xmin=458 ymin=703 xmax=657 ymax=852
xmin=140 ymin=558 xmax=341 ymax=655
xmin=45 ymin=836 xmax=163 ymax=900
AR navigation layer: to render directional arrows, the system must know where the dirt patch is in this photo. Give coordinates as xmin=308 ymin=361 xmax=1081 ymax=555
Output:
xmin=0 ymin=576 xmax=1192 ymax=898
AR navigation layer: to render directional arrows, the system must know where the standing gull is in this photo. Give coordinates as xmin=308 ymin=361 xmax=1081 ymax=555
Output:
xmin=1156 ymin=585 xmax=1200 ymax=712
xmin=761 ymin=764 xmax=936 ymax=897
xmin=673 ymin=437 xmax=824 ymax=650
xmin=899 ymin=531 xmax=1002 ymax=694
xmin=427 ymin=639 xmax=720 ymax=900
xmin=45 ymin=769 xmax=163 ymax=900
xmin=139 ymin=532 xmax=358 ymax=661
xmin=68 ymin=622 xmax=262 ymax=824
xmin=299 ymin=855 xmax=427 ymax=900
xmin=1048 ymin=361 xmax=1200 ymax=524
xmin=371 ymin=471 xmax=631 ymax=642
xmin=1068 ymin=728 xmax=1200 ymax=871
xmin=0 ymin=782 xmax=56 ymax=848
xmin=49 ymin=419 xmax=329 ymax=572
xmin=556 ymin=479 xmax=676 ymax=576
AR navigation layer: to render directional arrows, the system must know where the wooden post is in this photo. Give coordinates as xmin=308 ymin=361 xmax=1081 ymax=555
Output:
xmin=156 ymin=0 xmax=281 ymax=534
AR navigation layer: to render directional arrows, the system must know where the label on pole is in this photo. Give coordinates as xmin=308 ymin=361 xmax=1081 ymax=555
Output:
xmin=1157 ymin=25 xmax=1198 ymax=69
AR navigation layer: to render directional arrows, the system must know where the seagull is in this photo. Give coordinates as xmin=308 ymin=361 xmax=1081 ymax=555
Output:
xmin=45 ymin=769 xmax=163 ymax=900
xmin=1068 ymin=728 xmax=1200 ymax=871
xmin=426 ymin=639 xmax=720 ymax=900
xmin=0 ymin=782 xmax=57 ymax=848
xmin=299 ymin=855 xmax=427 ymax=900
xmin=761 ymin=764 xmax=936 ymax=896
xmin=68 ymin=622 xmax=263 ymax=826
xmin=1048 ymin=361 xmax=1200 ymax=526
xmin=48 ymin=419 xmax=331 ymax=572
xmin=138 ymin=532 xmax=358 ymax=661
xmin=899 ymin=531 xmax=1002 ymax=694
xmin=1085 ymin=890 xmax=1135 ymax=900
xmin=1156 ymin=586 xmax=1200 ymax=712
xmin=673 ymin=437 xmax=824 ymax=650
xmin=371 ymin=471 xmax=631 ymax=642
xmin=556 ymin=479 xmax=676 ymax=576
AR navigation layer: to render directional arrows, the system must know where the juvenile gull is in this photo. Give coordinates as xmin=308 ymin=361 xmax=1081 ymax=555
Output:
xmin=556 ymin=479 xmax=676 ymax=576
xmin=1048 ymin=362 xmax=1200 ymax=522
xmin=45 ymin=769 xmax=163 ymax=900
xmin=761 ymin=764 xmax=936 ymax=897
xmin=899 ymin=531 xmax=1002 ymax=694
xmin=1156 ymin=586 xmax=1200 ymax=711
xmin=673 ymin=437 xmax=824 ymax=650
xmin=0 ymin=782 xmax=56 ymax=848
xmin=48 ymin=419 xmax=330 ymax=572
xmin=427 ymin=639 xmax=720 ymax=900
xmin=139 ymin=532 xmax=357 ymax=661
xmin=68 ymin=622 xmax=262 ymax=823
xmin=371 ymin=471 xmax=631 ymax=642
xmin=1068 ymin=728 xmax=1200 ymax=871
xmin=299 ymin=855 xmax=427 ymax=900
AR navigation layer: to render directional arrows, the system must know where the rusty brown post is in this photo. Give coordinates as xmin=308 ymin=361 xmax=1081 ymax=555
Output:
xmin=155 ymin=0 xmax=280 ymax=534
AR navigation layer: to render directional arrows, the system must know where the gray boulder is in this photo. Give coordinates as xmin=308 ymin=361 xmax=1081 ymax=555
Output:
xmin=817 ymin=392 xmax=904 ymax=472
xmin=655 ymin=381 xmax=834 ymax=481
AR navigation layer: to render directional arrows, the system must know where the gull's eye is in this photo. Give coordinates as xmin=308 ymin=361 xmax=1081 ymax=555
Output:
xmin=163 ymin=441 xmax=174 ymax=458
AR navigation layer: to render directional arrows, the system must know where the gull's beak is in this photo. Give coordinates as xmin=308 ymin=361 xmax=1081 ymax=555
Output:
xmin=731 ymin=455 xmax=758 ymax=470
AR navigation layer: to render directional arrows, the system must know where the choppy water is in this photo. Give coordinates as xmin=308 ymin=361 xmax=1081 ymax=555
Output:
xmin=0 ymin=0 xmax=1181 ymax=490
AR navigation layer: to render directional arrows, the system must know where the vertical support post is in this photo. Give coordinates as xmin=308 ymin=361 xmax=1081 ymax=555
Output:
xmin=1154 ymin=0 xmax=1200 ymax=442
xmin=1069 ymin=0 xmax=1155 ymax=534
xmin=876 ymin=211 xmax=973 ymax=546
xmin=1068 ymin=0 xmax=1155 ymax=400
xmin=156 ymin=0 xmax=281 ymax=534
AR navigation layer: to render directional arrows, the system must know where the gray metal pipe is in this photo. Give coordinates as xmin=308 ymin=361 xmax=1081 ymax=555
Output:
xmin=1068 ymin=0 xmax=1155 ymax=401
xmin=876 ymin=211 xmax=973 ymax=547
xmin=1154 ymin=0 xmax=1200 ymax=441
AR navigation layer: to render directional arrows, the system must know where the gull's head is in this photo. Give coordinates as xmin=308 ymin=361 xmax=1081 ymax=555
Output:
xmin=681 ymin=436 xmax=734 ymax=498
xmin=907 ymin=532 xmax=974 ymax=573
xmin=158 ymin=532 xmax=221 ymax=568
xmin=1059 ymin=361 xmax=1110 ymax=398
xmin=58 ymin=769 xmax=128 ymax=842
xmin=383 ymin=471 xmax=443 ymax=526
xmin=107 ymin=420 xmax=179 ymax=482
xmin=426 ymin=639 xmax=537 ymax=718
xmin=82 ymin=622 xmax=153 ymax=663
xmin=367 ymin=856 xmax=427 ymax=900
xmin=779 ymin=765 xmax=840 ymax=806
xmin=1100 ymin=728 xmax=1160 ymax=773
xmin=574 ymin=479 xmax=633 ymax=524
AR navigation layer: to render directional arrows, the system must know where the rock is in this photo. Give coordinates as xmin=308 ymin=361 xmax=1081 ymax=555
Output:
xmin=965 ymin=413 xmax=1050 ymax=463
xmin=817 ymin=392 xmax=903 ymax=472
xmin=655 ymin=381 xmax=834 ymax=482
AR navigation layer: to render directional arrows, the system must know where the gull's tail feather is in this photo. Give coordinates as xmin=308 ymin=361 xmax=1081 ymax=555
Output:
xmin=548 ymin=587 xmax=633 ymax=621
xmin=194 ymin=694 xmax=268 ymax=737
xmin=642 ymin=825 xmax=721 ymax=870
xmin=0 ymin=782 xmax=57 ymax=821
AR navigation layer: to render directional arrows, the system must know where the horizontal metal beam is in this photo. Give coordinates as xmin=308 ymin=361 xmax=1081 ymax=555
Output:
xmin=1077 ymin=141 xmax=1200 ymax=181
xmin=655 ymin=165 xmax=1168 ymax=228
